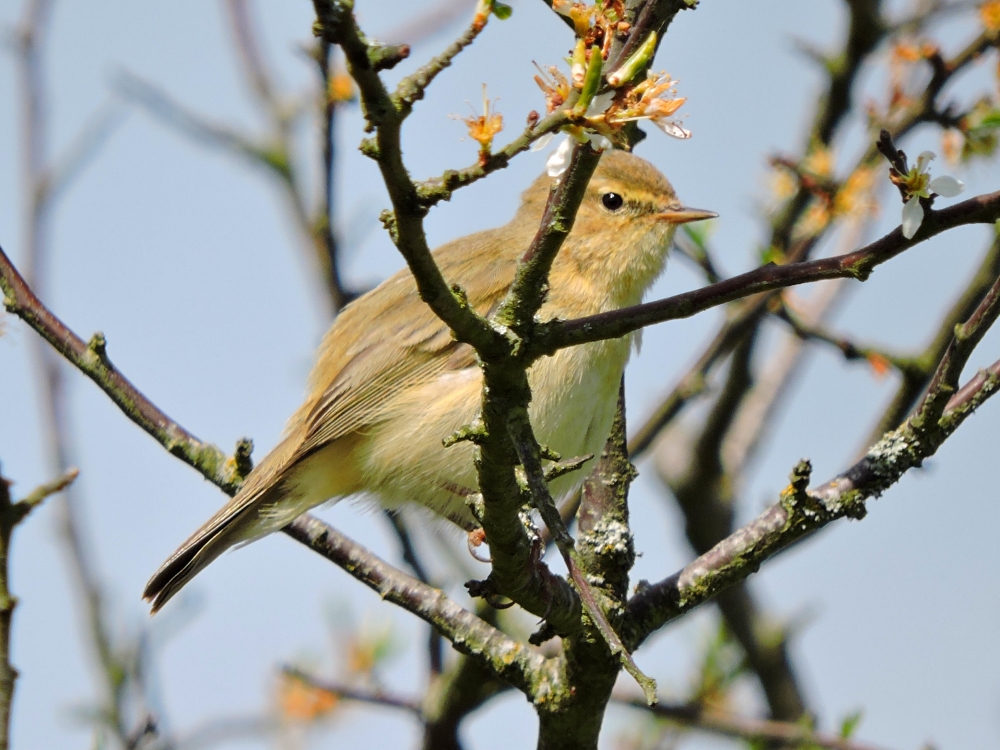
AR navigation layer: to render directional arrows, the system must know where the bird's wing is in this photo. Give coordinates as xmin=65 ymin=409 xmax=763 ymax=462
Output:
xmin=293 ymin=229 xmax=518 ymax=459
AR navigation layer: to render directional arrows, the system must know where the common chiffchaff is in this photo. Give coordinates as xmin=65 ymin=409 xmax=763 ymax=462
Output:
xmin=144 ymin=150 xmax=715 ymax=612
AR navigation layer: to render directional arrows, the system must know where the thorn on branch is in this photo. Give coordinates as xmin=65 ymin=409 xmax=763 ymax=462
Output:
xmin=379 ymin=209 xmax=398 ymax=242
xmin=368 ymin=42 xmax=410 ymax=72
xmin=543 ymin=454 xmax=593 ymax=482
xmin=528 ymin=621 xmax=558 ymax=646
xmin=464 ymin=576 xmax=514 ymax=609
xmin=787 ymin=459 xmax=812 ymax=495
xmin=443 ymin=419 xmax=485 ymax=447
xmin=86 ymin=331 xmax=108 ymax=362
xmin=16 ymin=467 xmax=80 ymax=516
xmin=232 ymin=437 xmax=254 ymax=482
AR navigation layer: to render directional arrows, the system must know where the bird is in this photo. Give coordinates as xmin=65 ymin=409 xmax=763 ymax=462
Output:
xmin=143 ymin=148 xmax=715 ymax=612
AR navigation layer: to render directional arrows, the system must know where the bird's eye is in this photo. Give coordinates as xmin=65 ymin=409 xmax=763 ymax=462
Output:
xmin=601 ymin=192 xmax=624 ymax=211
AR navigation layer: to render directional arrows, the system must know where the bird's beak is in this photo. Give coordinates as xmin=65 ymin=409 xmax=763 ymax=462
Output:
xmin=655 ymin=207 xmax=718 ymax=224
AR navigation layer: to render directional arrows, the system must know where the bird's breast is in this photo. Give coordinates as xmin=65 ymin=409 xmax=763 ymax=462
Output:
xmin=528 ymin=336 xmax=632 ymax=494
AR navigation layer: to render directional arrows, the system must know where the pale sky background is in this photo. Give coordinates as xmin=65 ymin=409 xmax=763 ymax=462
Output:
xmin=1 ymin=1 xmax=999 ymax=748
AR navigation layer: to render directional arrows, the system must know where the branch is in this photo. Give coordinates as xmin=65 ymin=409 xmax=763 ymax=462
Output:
xmin=393 ymin=4 xmax=490 ymax=110
xmin=865 ymin=231 xmax=1000 ymax=442
xmin=382 ymin=509 xmax=443 ymax=674
xmin=313 ymin=0 xmax=503 ymax=354
xmin=627 ymin=350 xmax=1000 ymax=646
xmin=414 ymin=109 xmax=570 ymax=207
xmin=281 ymin=667 xmax=423 ymax=715
xmin=0 ymin=243 xmax=551 ymax=694
xmin=0 ymin=464 xmax=77 ymax=750
xmin=282 ymin=517 xmax=554 ymax=696
xmin=0 ymin=242 xmax=248 ymax=494
xmin=615 ymin=695 xmax=891 ymax=750
xmin=536 ymin=188 xmax=1000 ymax=353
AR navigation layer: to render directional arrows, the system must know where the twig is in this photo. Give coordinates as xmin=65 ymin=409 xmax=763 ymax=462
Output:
xmin=508 ymin=411 xmax=656 ymax=703
xmin=913 ymin=266 xmax=1000 ymax=427
xmin=282 ymin=516 xmax=555 ymax=696
xmin=0 ymin=242 xmax=548 ymax=694
xmin=394 ymin=3 xmax=490 ymax=109
xmin=673 ymin=226 xmax=723 ymax=284
xmin=313 ymin=39 xmax=353 ymax=311
xmin=13 ymin=0 xmax=151 ymax=743
xmin=627 ymin=353 xmax=1000 ymax=646
xmin=536 ymin=187 xmax=1000 ymax=353
xmin=315 ymin=1 xmax=503 ymax=353
xmin=776 ymin=299 xmax=911 ymax=375
xmin=723 ymin=278 xmax=850 ymax=478
xmin=615 ymin=695 xmax=891 ymax=750
xmin=382 ymin=509 xmax=443 ymax=674
xmin=381 ymin=0 xmax=478 ymax=46
xmin=627 ymin=236 xmax=823 ymax=461
xmin=0 ymin=465 xmax=77 ymax=750
xmin=866 ymin=232 xmax=1000 ymax=443
xmin=281 ymin=667 xmax=423 ymax=715
xmin=223 ymin=0 xmax=278 ymax=110
xmin=414 ymin=109 xmax=570 ymax=207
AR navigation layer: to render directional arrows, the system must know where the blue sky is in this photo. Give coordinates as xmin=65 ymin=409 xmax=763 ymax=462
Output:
xmin=1 ymin=1 xmax=999 ymax=748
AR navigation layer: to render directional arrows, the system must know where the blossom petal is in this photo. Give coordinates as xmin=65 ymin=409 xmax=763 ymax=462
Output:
xmin=585 ymin=133 xmax=612 ymax=151
xmin=654 ymin=120 xmax=692 ymax=139
xmin=915 ymin=151 xmax=936 ymax=173
xmin=585 ymin=91 xmax=615 ymax=117
xmin=901 ymin=195 xmax=924 ymax=239
xmin=928 ymin=174 xmax=964 ymax=197
xmin=546 ymin=136 xmax=573 ymax=177
xmin=530 ymin=132 xmax=554 ymax=152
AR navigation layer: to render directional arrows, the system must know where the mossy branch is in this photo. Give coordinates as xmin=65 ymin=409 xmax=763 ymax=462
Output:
xmin=0 ymin=241 xmax=539 ymax=690
xmin=626 ymin=353 xmax=1000 ymax=646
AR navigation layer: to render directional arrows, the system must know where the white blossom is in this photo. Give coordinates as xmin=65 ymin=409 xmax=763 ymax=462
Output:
xmin=898 ymin=150 xmax=965 ymax=240
xmin=585 ymin=91 xmax=615 ymax=117
xmin=585 ymin=133 xmax=612 ymax=151
xmin=654 ymin=120 xmax=692 ymax=139
xmin=545 ymin=136 xmax=573 ymax=177
xmin=901 ymin=196 xmax=924 ymax=240
xmin=544 ymin=134 xmax=611 ymax=178
xmin=928 ymin=174 xmax=964 ymax=197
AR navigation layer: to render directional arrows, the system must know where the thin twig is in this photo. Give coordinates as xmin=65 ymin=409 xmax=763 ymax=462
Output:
xmin=536 ymin=188 xmax=1000 ymax=353
xmin=628 ymin=353 xmax=1000 ymax=646
xmin=0 ymin=465 xmax=78 ymax=750
xmin=615 ymin=695 xmax=891 ymax=750
xmin=866 ymin=232 xmax=1000 ymax=443
xmin=383 ymin=509 xmax=443 ymax=674
xmin=281 ymin=667 xmax=423 ymax=715
xmin=0 ymin=242 xmax=547 ymax=693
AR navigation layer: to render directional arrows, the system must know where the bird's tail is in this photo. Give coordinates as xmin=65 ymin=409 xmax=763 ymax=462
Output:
xmin=143 ymin=434 xmax=306 ymax=613
xmin=144 ymin=434 xmax=362 ymax=613
xmin=142 ymin=482 xmax=286 ymax=613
